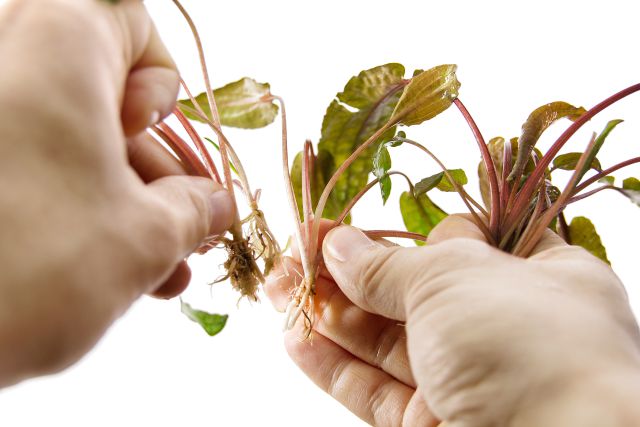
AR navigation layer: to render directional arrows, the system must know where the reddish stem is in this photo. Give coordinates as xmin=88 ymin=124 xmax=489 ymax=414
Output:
xmin=454 ymin=99 xmax=500 ymax=236
xmin=364 ymin=230 xmax=428 ymax=242
xmin=173 ymin=108 xmax=222 ymax=183
xmin=573 ymin=157 xmax=640 ymax=193
xmin=152 ymin=124 xmax=209 ymax=178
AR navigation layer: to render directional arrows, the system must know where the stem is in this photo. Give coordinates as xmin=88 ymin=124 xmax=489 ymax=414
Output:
xmin=567 ymin=185 xmax=614 ymax=204
xmin=515 ymin=132 xmax=601 ymax=257
xmin=364 ymin=230 xmax=427 ymax=242
xmin=573 ymin=157 xmax=640 ymax=193
xmin=179 ymin=80 xmax=255 ymax=204
xmin=333 ymin=171 xmax=414 ymax=226
xmin=311 ymin=123 xmax=394 ymax=261
xmin=399 ymin=138 xmax=495 ymax=244
xmin=273 ymin=96 xmax=312 ymax=282
xmin=173 ymin=108 xmax=221 ymax=183
xmin=500 ymin=139 xmax=513 ymax=221
xmin=151 ymin=124 xmax=209 ymax=178
xmin=454 ymin=99 xmax=500 ymax=236
xmin=557 ymin=212 xmax=570 ymax=243
xmin=171 ymin=0 xmax=220 ymax=128
xmin=506 ymin=82 xmax=640 ymax=232
xmin=302 ymin=140 xmax=316 ymax=271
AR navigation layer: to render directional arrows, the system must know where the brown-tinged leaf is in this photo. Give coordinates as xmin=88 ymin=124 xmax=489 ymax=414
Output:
xmin=568 ymin=216 xmax=610 ymax=264
xmin=315 ymin=64 xmax=408 ymax=218
xmin=178 ymin=77 xmax=278 ymax=129
xmin=400 ymin=191 xmax=447 ymax=245
xmin=390 ymin=64 xmax=460 ymax=126
xmin=509 ymin=101 xmax=587 ymax=181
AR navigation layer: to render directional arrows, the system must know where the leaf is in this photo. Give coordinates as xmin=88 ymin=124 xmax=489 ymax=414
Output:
xmin=338 ymin=63 xmax=407 ymax=109
xmin=567 ymin=216 xmax=610 ymax=264
xmin=620 ymin=177 xmax=640 ymax=207
xmin=372 ymin=144 xmax=392 ymax=204
xmin=575 ymin=120 xmax=624 ymax=183
xmin=553 ymin=152 xmax=601 ymax=172
xmin=622 ymin=177 xmax=640 ymax=191
xmin=390 ymin=64 xmax=460 ymax=126
xmin=400 ymin=192 xmax=447 ymax=245
xmin=314 ymin=63 xmax=408 ymax=218
xmin=414 ymin=172 xmax=444 ymax=195
xmin=509 ymin=101 xmax=587 ymax=181
xmin=599 ymin=176 xmax=615 ymax=185
xmin=180 ymin=300 xmax=228 ymax=336
xmin=178 ymin=77 xmax=278 ymax=129
xmin=437 ymin=169 xmax=468 ymax=192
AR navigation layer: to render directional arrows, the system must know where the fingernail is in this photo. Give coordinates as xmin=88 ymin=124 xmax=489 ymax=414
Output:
xmin=208 ymin=190 xmax=235 ymax=235
xmin=324 ymin=226 xmax=376 ymax=263
xmin=148 ymin=111 xmax=160 ymax=127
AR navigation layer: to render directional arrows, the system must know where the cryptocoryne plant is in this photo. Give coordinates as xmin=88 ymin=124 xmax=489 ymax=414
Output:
xmin=158 ymin=1 xmax=639 ymax=337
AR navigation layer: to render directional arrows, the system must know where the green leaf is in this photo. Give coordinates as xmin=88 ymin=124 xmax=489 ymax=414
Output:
xmin=390 ymin=64 xmax=460 ymax=126
xmin=178 ymin=77 xmax=278 ymax=129
xmin=622 ymin=177 xmax=640 ymax=191
xmin=314 ymin=63 xmax=408 ymax=218
xmin=509 ymin=101 xmax=587 ymax=181
xmin=414 ymin=172 xmax=444 ymax=195
xmin=437 ymin=169 xmax=468 ymax=192
xmin=599 ymin=176 xmax=615 ymax=185
xmin=575 ymin=120 xmax=624 ymax=183
xmin=620 ymin=177 xmax=640 ymax=207
xmin=553 ymin=152 xmax=601 ymax=172
xmin=372 ymin=144 xmax=392 ymax=204
xmin=399 ymin=192 xmax=447 ymax=245
xmin=180 ymin=300 xmax=228 ymax=336
xmin=568 ymin=216 xmax=610 ymax=264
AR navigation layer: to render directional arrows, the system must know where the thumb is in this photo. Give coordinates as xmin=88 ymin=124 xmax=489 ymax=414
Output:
xmin=146 ymin=176 xmax=235 ymax=262
xmin=322 ymin=226 xmax=421 ymax=321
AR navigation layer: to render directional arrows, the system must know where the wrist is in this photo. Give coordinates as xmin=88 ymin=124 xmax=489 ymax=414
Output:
xmin=513 ymin=365 xmax=640 ymax=427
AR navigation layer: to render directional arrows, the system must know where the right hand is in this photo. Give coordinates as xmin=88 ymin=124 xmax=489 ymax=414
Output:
xmin=267 ymin=216 xmax=640 ymax=426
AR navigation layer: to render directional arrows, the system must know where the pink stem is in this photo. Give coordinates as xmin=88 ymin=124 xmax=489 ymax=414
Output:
xmin=152 ymin=124 xmax=209 ymax=178
xmin=173 ymin=108 xmax=221 ymax=183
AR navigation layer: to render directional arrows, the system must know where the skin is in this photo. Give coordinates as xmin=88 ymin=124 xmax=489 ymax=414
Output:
xmin=0 ymin=0 xmax=234 ymax=387
xmin=265 ymin=216 xmax=640 ymax=426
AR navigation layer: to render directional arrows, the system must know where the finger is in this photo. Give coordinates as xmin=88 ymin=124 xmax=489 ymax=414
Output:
xmin=120 ymin=18 xmax=179 ymax=136
xmin=284 ymin=330 xmax=438 ymax=427
xmin=149 ymin=260 xmax=191 ymax=299
xmin=127 ymin=132 xmax=187 ymax=183
xmin=426 ymin=214 xmax=488 ymax=245
xmin=264 ymin=257 xmax=303 ymax=312
xmin=143 ymin=176 xmax=234 ymax=265
xmin=266 ymin=259 xmax=414 ymax=386
xmin=527 ymin=228 xmax=569 ymax=258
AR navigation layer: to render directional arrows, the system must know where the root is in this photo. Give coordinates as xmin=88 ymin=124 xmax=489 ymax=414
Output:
xmin=244 ymin=206 xmax=283 ymax=277
xmin=283 ymin=277 xmax=316 ymax=338
xmin=219 ymin=234 xmax=264 ymax=302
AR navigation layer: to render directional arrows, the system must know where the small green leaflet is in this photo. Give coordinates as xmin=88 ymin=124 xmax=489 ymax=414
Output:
xmin=620 ymin=177 xmax=640 ymax=207
xmin=599 ymin=176 xmax=615 ymax=185
xmin=372 ymin=145 xmax=392 ymax=204
xmin=623 ymin=177 xmax=640 ymax=191
xmin=553 ymin=152 xmax=602 ymax=172
xmin=414 ymin=169 xmax=467 ymax=196
xmin=399 ymin=192 xmax=447 ymax=245
xmin=390 ymin=64 xmax=460 ymax=126
xmin=567 ymin=216 xmax=610 ymax=264
xmin=178 ymin=77 xmax=278 ymax=129
xmin=575 ymin=120 xmax=623 ymax=183
xmin=181 ymin=300 xmax=228 ymax=337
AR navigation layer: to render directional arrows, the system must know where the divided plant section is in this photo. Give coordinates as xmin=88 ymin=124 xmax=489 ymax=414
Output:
xmin=161 ymin=1 xmax=640 ymax=337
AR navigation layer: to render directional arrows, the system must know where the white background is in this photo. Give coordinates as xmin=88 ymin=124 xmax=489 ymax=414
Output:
xmin=1 ymin=0 xmax=639 ymax=426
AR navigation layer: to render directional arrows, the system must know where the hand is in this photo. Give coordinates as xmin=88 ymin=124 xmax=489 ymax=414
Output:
xmin=266 ymin=216 xmax=640 ymax=426
xmin=0 ymin=0 xmax=233 ymax=387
